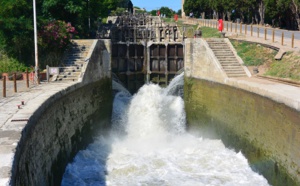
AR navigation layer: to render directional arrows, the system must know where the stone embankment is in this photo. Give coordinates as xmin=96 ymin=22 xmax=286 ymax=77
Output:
xmin=0 ymin=39 xmax=112 ymax=186
xmin=184 ymin=38 xmax=300 ymax=185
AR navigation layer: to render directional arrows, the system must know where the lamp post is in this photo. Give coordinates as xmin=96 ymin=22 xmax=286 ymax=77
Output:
xmin=33 ymin=0 xmax=39 ymax=84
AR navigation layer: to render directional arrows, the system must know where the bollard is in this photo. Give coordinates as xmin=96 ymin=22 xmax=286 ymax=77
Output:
xmin=13 ymin=73 xmax=17 ymax=93
xmin=3 ymin=77 xmax=6 ymax=97
xmin=26 ymin=69 xmax=29 ymax=88
xmin=264 ymin=28 xmax=267 ymax=40
xmin=227 ymin=22 xmax=228 ymax=31
xmin=245 ymin=25 xmax=247 ymax=35
xmin=251 ymin=25 xmax=253 ymax=36
xmin=235 ymin=23 xmax=237 ymax=32
xmin=21 ymin=101 xmax=24 ymax=105
xmin=231 ymin=22 xmax=232 ymax=32
xmin=272 ymin=29 xmax=275 ymax=42
xmin=257 ymin=27 xmax=260 ymax=38
xmin=240 ymin=23 xmax=242 ymax=33
xmin=37 ymin=69 xmax=40 ymax=84
xmin=292 ymin=33 xmax=294 ymax=48
xmin=281 ymin=32 xmax=284 ymax=45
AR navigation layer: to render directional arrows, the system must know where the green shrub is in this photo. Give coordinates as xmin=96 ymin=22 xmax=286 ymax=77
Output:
xmin=0 ymin=54 xmax=28 ymax=73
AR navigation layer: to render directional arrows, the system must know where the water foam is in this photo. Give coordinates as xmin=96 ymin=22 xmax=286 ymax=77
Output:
xmin=61 ymin=74 xmax=269 ymax=186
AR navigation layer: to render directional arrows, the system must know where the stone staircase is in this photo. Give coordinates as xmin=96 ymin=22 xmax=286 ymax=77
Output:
xmin=206 ymin=39 xmax=248 ymax=78
xmin=54 ymin=40 xmax=94 ymax=81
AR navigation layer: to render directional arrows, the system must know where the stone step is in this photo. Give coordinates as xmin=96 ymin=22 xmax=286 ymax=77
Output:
xmin=215 ymin=53 xmax=236 ymax=59
xmin=56 ymin=74 xmax=79 ymax=79
xmin=60 ymin=68 xmax=81 ymax=73
xmin=211 ymin=48 xmax=232 ymax=51
xmin=222 ymin=66 xmax=244 ymax=69
xmin=221 ymin=63 xmax=242 ymax=67
xmin=59 ymin=71 xmax=81 ymax=76
xmin=224 ymin=70 xmax=246 ymax=74
xmin=217 ymin=58 xmax=238 ymax=61
xmin=63 ymin=60 xmax=85 ymax=65
xmin=210 ymin=48 xmax=232 ymax=51
xmin=57 ymin=77 xmax=78 ymax=81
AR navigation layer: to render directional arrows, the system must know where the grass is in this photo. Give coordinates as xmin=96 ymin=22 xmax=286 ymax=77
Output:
xmin=162 ymin=18 xmax=221 ymax=38
xmin=200 ymin=27 xmax=221 ymax=38
xmin=231 ymin=40 xmax=300 ymax=81
xmin=265 ymin=52 xmax=300 ymax=81
xmin=231 ymin=40 xmax=276 ymax=66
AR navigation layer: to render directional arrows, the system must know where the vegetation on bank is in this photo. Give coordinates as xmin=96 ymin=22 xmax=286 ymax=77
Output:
xmin=0 ymin=0 xmax=132 ymax=74
xmin=232 ymin=41 xmax=300 ymax=81
xmin=164 ymin=17 xmax=300 ymax=82
xmin=162 ymin=18 xmax=221 ymax=38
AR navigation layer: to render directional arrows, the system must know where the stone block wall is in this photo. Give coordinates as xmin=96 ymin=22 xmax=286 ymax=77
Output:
xmin=10 ymin=39 xmax=113 ymax=186
xmin=12 ymin=80 xmax=112 ymax=186
xmin=184 ymin=38 xmax=227 ymax=82
xmin=184 ymin=78 xmax=300 ymax=186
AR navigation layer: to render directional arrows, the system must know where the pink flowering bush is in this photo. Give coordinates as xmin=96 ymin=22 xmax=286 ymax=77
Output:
xmin=39 ymin=20 xmax=77 ymax=51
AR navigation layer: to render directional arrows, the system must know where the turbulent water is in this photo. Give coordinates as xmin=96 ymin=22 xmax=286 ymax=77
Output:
xmin=61 ymin=73 xmax=269 ymax=186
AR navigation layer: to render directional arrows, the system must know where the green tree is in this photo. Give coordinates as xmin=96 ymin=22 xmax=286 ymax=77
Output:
xmin=159 ymin=7 xmax=175 ymax=18
xmin=0 ymin=0 xmax=34 ymax=64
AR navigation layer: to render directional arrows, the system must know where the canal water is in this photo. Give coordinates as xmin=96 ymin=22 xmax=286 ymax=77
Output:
xmin=61 ymin=73 xmax=269 ymax=186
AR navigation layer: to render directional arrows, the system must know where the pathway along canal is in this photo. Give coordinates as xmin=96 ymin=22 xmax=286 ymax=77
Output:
xmin=61 ymin=73 xmax=269 ymax=186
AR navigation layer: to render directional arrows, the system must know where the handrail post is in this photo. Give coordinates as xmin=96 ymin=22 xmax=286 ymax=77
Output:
xmin=251 ymin=25 xmax=253 ymax=36
xmin=37 ymin=69 xmax=40 ymax=84
xmin=46 ymin=65 xmax=50 ymax=83
xmin=240 ymin=23 xmax=242 ymax=33
xmin=272 ymin=29 xmax=275 ymax=42
xmin=3 ymin=77 xmax=6 ymax=97
xmin=235 ymin=22 xmax=237 ymax=32
xmin=26 ymin=69 xmax=29 ymax=88
xmin=264 ymin=28 xmax=267 ymax=40
xmin=231 ymin=22 xmax=232 ymax=32
xmin=13 ymin=73 xmax=17 ymax=93
xmin=281 ymin=32 xmax=284 ymax=45
xmin=227 ymin=22 xmax=228 ymax=31
xmin=245 ymin=25 xmax=247 ymax=35
xmin=292 ymin=33 xmax=294 ymax=48
xmin=257 ymin=27 xmax=259 ymax=38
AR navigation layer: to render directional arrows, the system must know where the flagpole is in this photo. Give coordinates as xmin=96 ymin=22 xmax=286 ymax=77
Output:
xmin=33 ymin=0 xmax=39 ymax=84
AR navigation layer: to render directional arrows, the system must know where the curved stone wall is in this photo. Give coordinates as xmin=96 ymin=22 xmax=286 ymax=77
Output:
xmin=184 ymin=78 xmax=300 ymax=186
xmin=12 ymin=79 xmax=112 ymax=186
xmin=6 ymin=39 xmax=113 ymax=186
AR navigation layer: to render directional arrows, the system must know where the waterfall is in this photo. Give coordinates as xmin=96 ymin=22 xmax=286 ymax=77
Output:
xmin=61 ymin=73 xmax=269 ymax=186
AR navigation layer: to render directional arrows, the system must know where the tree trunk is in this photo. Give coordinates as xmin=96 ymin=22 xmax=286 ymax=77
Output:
xmin=201 ymin=12 xmax=205 ymax=19
xmin=226 ymin=11 xmax=231 ymax=21
xmin=258 ymin=0 xmax=265 ymax=25
xmin=291 ymin=0 xmax=300 ymax=30
xmin=255 ymin=12 xmax=259 ymax=24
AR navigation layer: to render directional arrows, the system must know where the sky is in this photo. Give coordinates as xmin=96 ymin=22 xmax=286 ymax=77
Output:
xmin=131 ymin=0 xmax=181 ymax=11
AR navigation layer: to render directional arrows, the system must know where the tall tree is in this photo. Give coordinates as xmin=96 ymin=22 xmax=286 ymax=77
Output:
xmin=291 ymin=0 xmax=300 ymax=29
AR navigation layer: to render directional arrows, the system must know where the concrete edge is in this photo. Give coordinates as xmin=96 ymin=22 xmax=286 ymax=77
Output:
xmin=224 ymin=78 xmax=300 ymax=112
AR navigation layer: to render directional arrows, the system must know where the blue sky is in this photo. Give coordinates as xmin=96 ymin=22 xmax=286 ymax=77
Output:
xmin=131 ymin=0 xmax=181 ymax=11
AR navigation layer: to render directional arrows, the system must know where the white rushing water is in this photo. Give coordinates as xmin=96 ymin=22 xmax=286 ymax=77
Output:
xmin=61 ymin=73 xmax=269 ymax=186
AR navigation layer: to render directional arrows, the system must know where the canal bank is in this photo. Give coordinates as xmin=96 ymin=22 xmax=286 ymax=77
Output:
xmin=0 ymin=39 xmax=113 ymax=186
xmin=184 ymin=38 xmax=300 ymax=185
